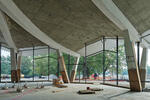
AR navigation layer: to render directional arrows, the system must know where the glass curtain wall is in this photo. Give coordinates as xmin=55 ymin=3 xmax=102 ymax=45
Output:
xmin=34 ymin=47 xmax=48 ymax=81
xmin=86 ymin=53 xmax=103 ymax=82
xmin=74 ymin=38 xmax=129 ymax=87
xmin=1 ymin=46 xmax=11 ymax=82
xmin=20 ymin=46 xmax=58 ymax=82
xmin=49 ymin=49 xmax=58 ymax=80
xmin=20 ymin=49 xmax=33 ymax=81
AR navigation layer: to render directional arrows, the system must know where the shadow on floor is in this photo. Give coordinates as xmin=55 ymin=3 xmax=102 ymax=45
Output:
xmin=108 ymin=91 xmax=131 ymax=99
xmin=143 ymin=88 xmax=150 ymax=92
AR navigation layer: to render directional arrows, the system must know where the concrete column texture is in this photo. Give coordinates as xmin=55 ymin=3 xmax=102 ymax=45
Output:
xmin=57 ymin=50 xmax=70 ymax=83
xmin=123 ymin=30 xmax=142 ymax=92
xmin=17 ymin=52 xmax=22 ymax=82
xmin=10 ymin=48 xmax=17 ymax=82
xmin=139 ymin=48 xmax=148 ymax=89
xmin=70 ymin=57 xmax=80 ymax=82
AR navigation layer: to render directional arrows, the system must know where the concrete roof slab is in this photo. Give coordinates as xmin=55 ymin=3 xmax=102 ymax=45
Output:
xmin=12 ymin=0 xmax=121 ymax=51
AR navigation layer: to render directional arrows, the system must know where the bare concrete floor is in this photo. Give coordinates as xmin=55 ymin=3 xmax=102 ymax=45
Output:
xmin=0 ymin=83 xmax=150 ymax=100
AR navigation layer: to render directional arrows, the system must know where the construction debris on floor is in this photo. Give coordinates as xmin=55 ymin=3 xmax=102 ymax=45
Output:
xmin=53 ymin=79 xmax=63 ymax=85
xmin=1 ymin=86 xmax=8 ymax=90
xmin=87 ymin=87 xmax=104 ymax=91
xmin=52 ymin=90 xmax=64 ymax=93
xmin=77 ymin=87 xmax=103 ymax=94
xmin=78 ymin=90 xmax=95 ymax=94
xmin=53 ymin=79 xmax=68 ymax=88
xmin=23 ymin=82 xmax=29 ymax=89
xmin=35 ymin=83 xmax=45 ymax=89
xmin=143 ymin=88 xmax=150 ymax=92
xmin=23 ymin=84 xmax=29 ymax=89
xmin=1 ymin=82 xmax=8 ymax=90
xmin=16 ymin=87 xmax=24 ymax=92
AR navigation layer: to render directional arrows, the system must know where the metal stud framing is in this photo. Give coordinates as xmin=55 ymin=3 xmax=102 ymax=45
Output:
xmin=67 ymin=54 xmax=70 ymax=79
xmin=137 ymin=41 xmax=140 ymax=68
xmin=48 ymin=46 xmax=50 ymax=81
xmin=57 ymin=58 xmax=60 ymax=77
xmin=84 ymin=43 xmax=87 ymax=83
xmin=0 ymin=44 xmax=1 ymax=82
xmin=103 ymin=36 xmax=105 ymax=83
xmin=32 ymin=46 xmax=35 ymax=81
xmin=116 ymin=36 xmax=119 ymax=86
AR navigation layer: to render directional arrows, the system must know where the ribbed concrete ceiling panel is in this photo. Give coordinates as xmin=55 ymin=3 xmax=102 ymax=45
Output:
xmin=13 ymin=0 xmax=121 ymax=51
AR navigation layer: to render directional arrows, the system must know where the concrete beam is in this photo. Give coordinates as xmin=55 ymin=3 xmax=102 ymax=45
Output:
xmin=0 ymin=10 xmax=17 ymax=50
xmin=139 ymin=48 xmax=148 ymax=89
xmin=70 ymin=57 xmax=80 ymax=82
xmin=123 ymin=30 xmax=142 ymax=92
xmin=92 ymin=0 xmax=125 ymax=31
xmin=92 ymin=0 xmax=149 ymax=48
xmin=0 ymin=0 xmax=80 ymax=57
xmin=57 ymin=50 xmax=70 ymax=83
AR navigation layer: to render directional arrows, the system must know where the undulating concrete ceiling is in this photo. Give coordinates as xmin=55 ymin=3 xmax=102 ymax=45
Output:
xmin=5 ymin=15 xmax=45 ymax=48
xmin=113 ymin=0 xmax=150 ymax=35
xmin=12 ymin=0 xmax=121 ymax=51
xmin=0 ymin=30 xmax=6 ymax=45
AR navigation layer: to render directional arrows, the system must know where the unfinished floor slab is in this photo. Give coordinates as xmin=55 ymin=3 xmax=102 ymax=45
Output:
xmin=1 ymin=84 xmax=150 ymax=100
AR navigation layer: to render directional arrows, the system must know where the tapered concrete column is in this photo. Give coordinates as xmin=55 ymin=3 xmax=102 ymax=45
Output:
xmin=139 ymin=48 xmax=148 ymax=89
xmin=57 ymin=50 xmax=70 ymax=83
xmin=17 ymin=52 xmax=22 ymax=82
xmin=11 ymin=48 xmax=17 ymax=82
xmin=70 ymin=57 xmax=80 ymax=82
xmin=123 ymin=30 xmax=142 ymax=92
